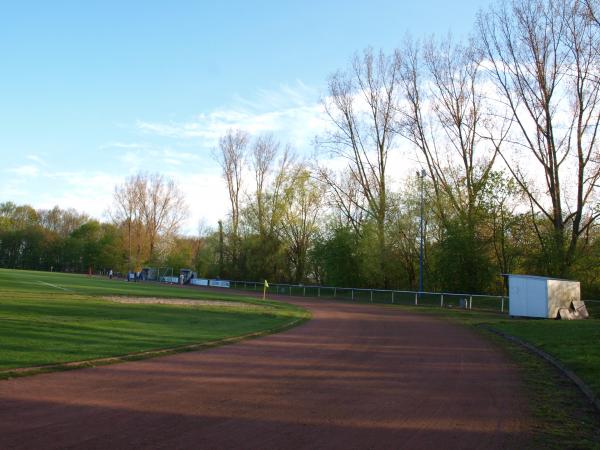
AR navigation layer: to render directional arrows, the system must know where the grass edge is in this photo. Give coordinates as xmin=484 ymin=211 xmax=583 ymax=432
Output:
xmin=0 ymin=308 xmax=310 ymax=381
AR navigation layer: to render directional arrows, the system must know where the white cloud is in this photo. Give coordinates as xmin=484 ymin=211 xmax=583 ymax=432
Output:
xmin=25 ymin=154 xmax=47 ymax=166
xmin=136 ymin=81 xmax=330 ymax=154
xmin=39 ymin=171 xmax=122 ymax=218
xmin=0 ymin=163 xmax=228 ymax=235
xmin=99 ymin=142 xmax=147 ymax=150
xmin=162 ymin=148 xmax=202 ymax=162
xmin=0 ymin=82 xmax=332 ymax=235
xmin=112 ymin=146 xmax=206 ymax=174
xmin=116 ymin=150 xmax=145 ymax=173
xmin=163 ymin=158 xmax=182 ymax=166
xmin=6 ymin=165 xmax=40 ymax=177
xmin=173 ymin=172 xmax=230 ymax=233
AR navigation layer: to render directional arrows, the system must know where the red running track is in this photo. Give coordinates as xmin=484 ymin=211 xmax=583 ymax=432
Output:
xmin=0 ymin=297 xmax=529 ymax=449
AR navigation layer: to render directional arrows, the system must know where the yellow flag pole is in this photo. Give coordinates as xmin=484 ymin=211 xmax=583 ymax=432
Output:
xmin=263 ymin=280 xmax=269 ymax=300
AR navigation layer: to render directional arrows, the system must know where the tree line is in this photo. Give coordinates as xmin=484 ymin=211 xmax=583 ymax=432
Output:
xmin=1 ymin=0 xmax=599 ymax=296
xmin=208 ymin=0 xmax=600 ymax=296
xmin=0 ymin=173 xmax=198 ymax=275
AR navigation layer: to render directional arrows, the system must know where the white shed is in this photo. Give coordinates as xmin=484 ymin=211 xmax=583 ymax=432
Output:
xmin=507 ymin=274 xmax=580 ymax=318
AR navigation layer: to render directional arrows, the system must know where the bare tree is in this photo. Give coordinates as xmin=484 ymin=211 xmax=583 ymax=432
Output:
xmin=248 ymin=134 xmax=295 ymax=239
xmin=317 ymin=166 xmax=366 ymax=234
xmin=399 ymin=36 xmax=502 ymax=226
xmin=584 ymin=0 xmax=600 ymax=26
xmin=318 ymin=48 xmax=402 ymax=286
xmin=142 ymin=173 xmax=188 ymax=257
xmin=266 ymin=145 xmax=295 ymax=237
xmin=112 ymin=172 xmax=188 ymax=267
xmin=112 ymin=173 xmax=145 ymax=269
xmin=38 ymin=206 xmax=88 ymax=237
xmin=251 ymin=134 xmax=277 ymax=238
xmin=214 ymin=129 xmax=249 ymax=267
xmin=478 ymin=0 xmax=600 ymax=275
xmin=280 ymin=166 xmax=325 ymax=282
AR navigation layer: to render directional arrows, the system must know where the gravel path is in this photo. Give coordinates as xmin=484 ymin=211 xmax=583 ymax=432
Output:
xmin=0 ymin=297 xmax=529 ymax=449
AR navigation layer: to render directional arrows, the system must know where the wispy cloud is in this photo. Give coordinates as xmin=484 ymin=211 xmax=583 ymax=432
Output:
xmin=40 ymin=171 xmax=123 ymax=218
xmin=42 ymin=169 xmax=229 ymax=231
xmin=26 ymin=154 xmax=47 ymax=166
xmin=135 ymin=81 xmax=329 ymax=153
xmin=113 ymin=146 xmax=203 ymax=172
xmin=163 ymin=158 xmax=182 ymax=166
xmin=0 ymin=82 xmax=332 ymax=234
xmin=6 ymin=165 xmax=40 ymax=177
xmin=99 ymin=142 xmax=147 ymax=150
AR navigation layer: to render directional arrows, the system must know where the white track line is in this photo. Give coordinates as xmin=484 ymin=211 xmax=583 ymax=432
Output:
xmin=38 ymin=281 xmax=73 ymax=292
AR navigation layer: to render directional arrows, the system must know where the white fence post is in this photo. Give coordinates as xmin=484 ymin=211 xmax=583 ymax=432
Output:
xmin=231 ymin=280 xmax=507 ymax=311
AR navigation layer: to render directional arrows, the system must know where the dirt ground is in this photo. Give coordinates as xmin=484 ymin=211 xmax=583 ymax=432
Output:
xmin=102 ymin=296 xmax=259 ymax=308
xmin=0 ymin=296 xmax=529 ymax=449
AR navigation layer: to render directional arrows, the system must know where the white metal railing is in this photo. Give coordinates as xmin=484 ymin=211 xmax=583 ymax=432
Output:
xmin=227 ymin=280 xmax=509 ymax=313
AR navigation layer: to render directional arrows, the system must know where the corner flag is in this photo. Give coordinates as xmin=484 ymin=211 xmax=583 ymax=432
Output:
xmin=263 ymin=280 xmax=269 ymax=300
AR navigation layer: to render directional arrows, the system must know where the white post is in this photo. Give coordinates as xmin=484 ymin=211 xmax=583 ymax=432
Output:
xmin=370 ymin=290 xmax=373 ymax=303
xmin=501 ymin=297 xmax=504 ymax=313
xmin=415 ymin=292 xmax=418 ymax=305
xmin=469 ymin=296 xmax=473 ymax=310
xmin=440 ymin=294 xmax=444 ymax=307
xmin=303 ymin=286 xmax=306 ymax=297
xmin=318 ymin=287 xmax=321 ymax=297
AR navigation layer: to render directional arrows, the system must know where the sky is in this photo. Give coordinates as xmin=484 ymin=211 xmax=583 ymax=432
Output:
xmin=0 ymin=0 xmax=492 ymax=234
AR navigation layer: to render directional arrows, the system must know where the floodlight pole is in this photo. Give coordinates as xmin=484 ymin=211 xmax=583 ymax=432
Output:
xmin=128 ymin=217 xmax=132 ymax=274
xmin=418 ymin=169 xmax=426 ymax=296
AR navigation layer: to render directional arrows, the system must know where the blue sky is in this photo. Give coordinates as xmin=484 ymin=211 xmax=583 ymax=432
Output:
xmin=0 ymin=0 xmax=491 ymax=233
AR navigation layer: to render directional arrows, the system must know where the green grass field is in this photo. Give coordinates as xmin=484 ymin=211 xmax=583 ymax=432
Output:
xmin=493 ymin=320 xmax=600 ymax=396
xmin=0 ymin=268 xmax=308 ymax=373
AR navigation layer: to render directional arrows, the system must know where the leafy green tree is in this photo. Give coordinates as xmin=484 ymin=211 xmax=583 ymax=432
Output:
xmin=164 ymin=237 xmax=195 ymax=273
xmin=193 ymin=232 xmax=223 ymax=279
xmin=311 ymin=226 xmax=360 ymax=287
xmin=430 ymin=218 xmax=495 ymax=294
xmin=280 ymin=168 xmax=324 ymax=283
xmin=63 ymin=221 xmax=124 ymax=273
xmin=318 ymin=48 xmax=403 ymax=288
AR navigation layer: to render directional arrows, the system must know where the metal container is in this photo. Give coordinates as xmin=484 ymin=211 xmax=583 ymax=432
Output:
xmin=507 ymin=274 xmax=580 ymax=318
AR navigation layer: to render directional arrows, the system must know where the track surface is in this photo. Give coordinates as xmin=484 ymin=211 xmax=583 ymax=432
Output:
xmin=0 ymin=297 xmax=529 ymax=449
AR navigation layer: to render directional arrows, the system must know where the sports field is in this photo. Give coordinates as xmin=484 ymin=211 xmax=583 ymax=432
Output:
xmin=0 ymin=268 xmax=599 ymax=448
xmin=0 ymin=293 xmax=530 ymax=449
xmin=0 ymin=268 xmax=308 ymax=373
